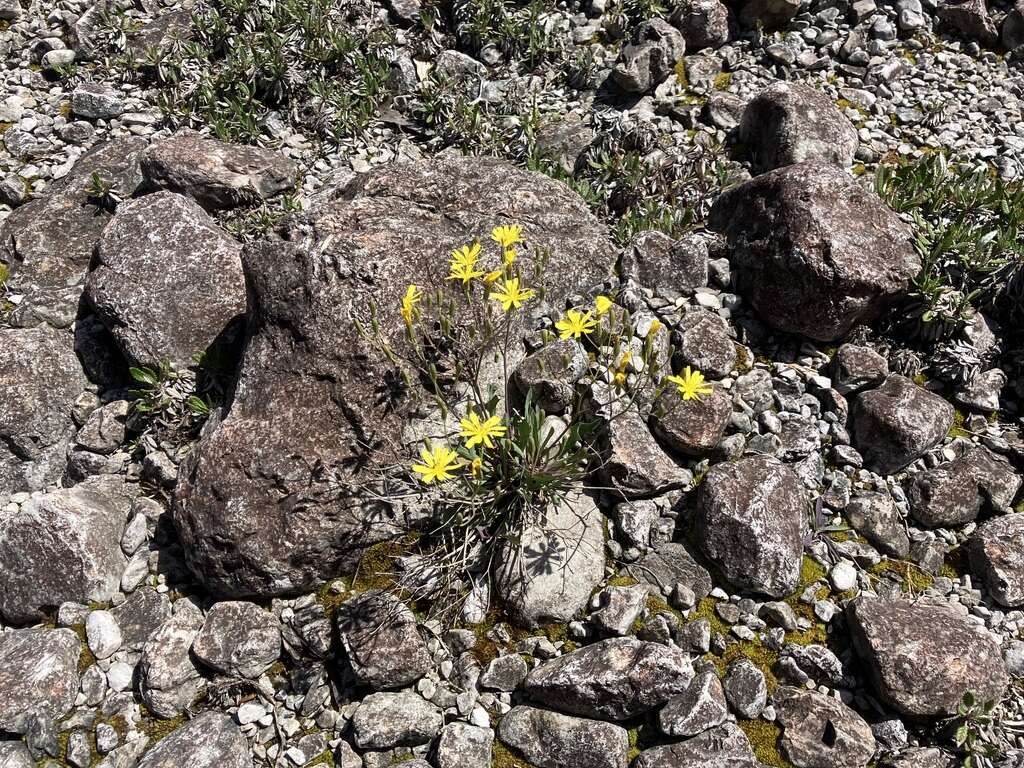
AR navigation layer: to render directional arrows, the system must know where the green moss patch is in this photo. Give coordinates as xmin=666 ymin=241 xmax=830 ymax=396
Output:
xmin=739 ymin=720 xmax=793 ymax=768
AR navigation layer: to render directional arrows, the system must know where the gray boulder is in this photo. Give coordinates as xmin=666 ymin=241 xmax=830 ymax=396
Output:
xmin=1005 ymin=0 xmax=1024 ymax=48
xmin=351 ymin=692 xmax=443 ymax=749
xmin=496 ymin=489 xmax=606 ymax=628
xmin=670 ymin=0 xmax=730 ymax=49
xmin=140 ymin=130 xmax=296 ymax=210
xmin=626 ymin=541 xmax=713 ymax=599
xmin=590 ymin=584 xmax=649 ymax=637
xmin=847 ymin=595 xmax=1008 ymax=716
xmin=480 ymin=654 xmax=529 ymax=692
xmin=192 ymin=601 xmax=281 ymax=679
xmin=620 ymin=231 xmax=709 ymax=298
xmin=435 ymin=723 xmax=493 ymax=768
xmin=0 ymin=326 xmax=89 ymax=495
xmin=774 ymin=687 xmax=875 ymax=768
xmin=695 ymin=456 xmax=807 ymax=597
xmin=136 ymin=712 xmax=252 ymax=768
xmin=737 ymin=0 xmax=804 ymax=28
xmin=173 ymin=156 xmax=616 ymax=598
xmin=906 ymin=447 xmax=1020 ymax=527
xmin=498 ymin=706 xmax=629 ymax=768
xmin=831 ymin=344 xmax=889 ymax=396
xmin=851 ymin=375 xmax=954 ymax=475
xmin=612 ymin=19 xmax=686 ymax=93
xmin=138 ymin=603 xmax=206 ymax=718
xmin=968 ymin=513 xmax=1024 ymax=608
xmin=0 ymin=743 xmax=33 ymax=768
xmin=71 ymin=83 xmax=124 ymax=120
xmin=723 ymin=658 xmax=767 ymax=719
xmin=739 ymin=82 xmax=858 ymax=174
xmin=674 ymin=309 xmax=736 ymax=379
xmin=523 ymin=637 xmax=694 ymax=720
xmin=649 ymin=384 xmax=732 ymax=457
xmin=513 ymin=339 xmax=588 ymax=415
xmin=708 ymin=163 xmax=919 ymax=342
xmin=0 ymin=628 xmax=80 ymax=734
xmin=85 ymin=191 xmax=246 ymax=369
xmin=937 ymin=0 xmax=998 ymax=43
xmin=658 ymin=670 xmax=729 ymax=738
xmin=111 ymin=586 xmax=172 ymax=651
xmin=845 ymin=492 xmax=910 ymax=558
xmin=335 ymin=590 xmax=432 ymax=689
xmin=0 ymin=478 xmax=130 ymax=623
xmin=634 ymin=723 xmax=762 ymax=768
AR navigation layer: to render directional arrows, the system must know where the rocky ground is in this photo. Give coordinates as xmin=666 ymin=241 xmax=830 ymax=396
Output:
xmin=2 ymin=0 xmax=1024 ymax=766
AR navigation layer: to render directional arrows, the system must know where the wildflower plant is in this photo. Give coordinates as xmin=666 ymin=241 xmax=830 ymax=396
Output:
xmin=357 ymin=224 xmax=716 ymax=623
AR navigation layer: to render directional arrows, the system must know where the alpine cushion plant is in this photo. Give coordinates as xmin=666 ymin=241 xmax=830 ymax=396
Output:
xmin=358 ymin=224 xmax=718 ymax=624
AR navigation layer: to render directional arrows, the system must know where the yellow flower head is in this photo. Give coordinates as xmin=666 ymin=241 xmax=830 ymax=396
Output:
xmin=489 ymin=277 xmax=535 ymax=312
xmin=470 ymin=457 xmax=483 ymax=478
xmin=484 ymin=269 xmax=503 ymax=284
xmin=503 ymin=245 xmax=517 ymax=267
xmin=411 ymin=443 xmax=463 ymax=484
xmin=613 ymin=370 xmax=627 ymax=390
xmin=491 ymin=224 xmax=523 ymax=250
xmin=448 ymin=260 xmax=485 ymax=285
xmin=595 ymin=295 xmax=614 ymax=315
xmin=451 ymin=242 xmax=481 ymax=268
xmin=459 ymin=412 xmax=507 ymax=449
xmin=400 ymin=284 xmax=421 ymax=326
xmin=611 ymin=349 xmax=632 ymax=390
xmin=647 ymin=319 xmax=663 ymax=339
xmin=555 ymin=309 xmax=598 ymax=340
xmin=665 ymin=366 xmax=714 ymax=402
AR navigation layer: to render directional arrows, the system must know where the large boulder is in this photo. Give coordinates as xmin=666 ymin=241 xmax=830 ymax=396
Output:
xmin=140 ymin=130 xmax=296 ymax=210
xmin=649 ymin=383 xmax=732 ymax=457
xmin=523 ymin=637 xmax=694 ymax=720
xmin=138 ymin=603 xmax=206 ymax=718
xmin=85 ymin=191 xmax=247 ymax=369
xmin=774 ymin=687 xmax=875 ymax=768
xmin=695 ymin=456 xmax=807 ymax=598
xmin=0 ymin=326 xmax=89 ymax=494
xmin=498 ymin=706 xmax=629 ymax=768
xmin=495 ymin=489 xmax=606 ymax=628
xmin=846 ymin=596 xmax=1008 ymax=716
xmin=968 ymin=513 xmax=1024 ymax=607
xmin=174 ymin=156 xmax=616 ymax=598
xmin=136 ymin=712 xmax=252 ymax=768
xmin=633 ymin=723 xmax=762 ymax=768
xmin=0 ymin=138 xmax=146 ymax=322
xmin=0 ymin=628 xmax=80 ymax=734
xmin=670 ymin=0 xmax=730 ymax=49
xmin=436 ymin=723 xmax=493 ymax=768
xmin=851 ymin=375 xmax=954 ymax=475
xmin=708 ymin=163 xmax=919 ymax=341
xmin=0 ymin=477 xmax=130 ymax=623
xmin=739 ymin=82 xmax=858 ymax=174
xmin=906 ymin=447 xmax=1020 ymax=527
xmin=937 ymin=0 xmax=998 ymax=43
xmin=191 ymin=600 xmax=281 ymax=679
xmin=335 ymin=590 xmax=432 ymax=689
xmin=612 ymin=19 xmax=686 ymax=93
xmin=350 ymin=691 xmax=443 ymax=749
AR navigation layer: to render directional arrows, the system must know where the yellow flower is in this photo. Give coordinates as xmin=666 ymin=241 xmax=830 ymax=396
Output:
xmin=611 ymin=349 xmax=632 ymax=390
xmin=470 ymin=457 xmax=483 ymax=478
xmin=411 ymin=444 xmax=463 ymax=484
xmin=400 ymin=284 xmax=421 ymax=326
xmin=448 ymin=261 xmax=485 ymax=285
xmin=491 ymin=224 xmax=523 ymax=250
xmin=459 ymin=412 xmax=507 ymax=449
xmin=595 ymin=295 xmax=613 ymax=315
xmin=555 ymin=309 xmax=598 ymax=340
xmin=647 ymin=319 xmax=663 ymax=339
xmin=451 ymin=242 xmax=481 ymax=267
xmin=613 ymin=370 xmax=627 ymax=389
xmin=489 ymin=277 xmax=535 ymax=312
xmin=665 ymin=366 xmax=714 ymax=402
xmin=503 ymin=245 xmax=517 ymax=267
xmin=483 ymin=269 xmax=503 ymax=284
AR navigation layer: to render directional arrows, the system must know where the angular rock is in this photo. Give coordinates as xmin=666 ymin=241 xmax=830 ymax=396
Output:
xmin=111 ymin=587 xmax=172 ymax=651
xmin=658 ymin=671 xmax=729 ymax=738
xmin=0 ymin=628 xmax=80 ymax=734
xmin=695 ymin=456 xmax=807 ymax=597
xmin=351 ymin=692 xmax=442 ymax=749
xmin=774 ymin=687 xmax=875 ymax=768
xmin=0 ymin=326 xmax=89 ymax=494
xmin=612 ymin=19 xmax=686 ymax=93
xmin=708 ymin=163 xmax=919 ymax=342
xmin=969 ymin=513 xmax=1024 ymax=608
xmin=335 ymin=590 xmax=431 ymax=689
xmin=71 ymin=83 xmax=124 ymax=120
xmin=626 ymin=542 xmax=713 ymax=599
xmin=613 ymin=497 xmax=662 ymax=549
xmin=136 ymin=712 xmax=252 ymax=768
xmin=649 ymin=384 xmax=731 ymax=457
xmin=845 ymin=492 xmax=910 ymax=558
xmin=141 ymin=130 xmax=296 ymax=210
xmin=590 ymin=584 xmax=649 ymax=636
xmin=1005 ymin=0 xmax=1024 ymax=48
xmin=0 ymin=478 xmax=130 ymax=623
xmin=513 ymin=339 xmax=587 ymax=415
xmin=496 ymin=489 xmax=606 ymax=628
xmin=524 ymin=637 xmax=694 ymax=720
xmin=86 ymin=610 xmax=122 ymax=660
xmin=436 ymin=723 xmax=493 ymax=768
xmin=634 ymin=723 xmax=762 ymax=768
xmin=174 ymin=156 xmax=616 ymax=598
xmin=846 ymin=596 xmax=1008 ymax=716
xmin=723 ymin=658 xmax=767 ymax=719
xmin=498 ymin=706 xmax=629 ymax=768
xmin=76 ymin=400 xmax=130 ymax=455
xmin=480 ymin=654 xmax=529 ymax=692
xmin=85 ymin=191 xmax=246 ymax=369
xmin=907 ymin=447 xmax=1020 ymax=527
xmin=670 ymin=0 xmax=730 ymax=49
xmin=138 ymin=604 xmax=206 ymax=718
xmin=620 ymin=231 xmax=709 ymax=298
xmin=0 ymin=742 xmax=33 ymax=768
xmin=192 ymin=601 xmax=281 ymax=679
xmin=737 ymin=0 xmax=804 ymax=27
xmin=937 ymin=0 xmax=998 ymax=43
xmin=674 ymin=310 xmax=735 ymax=379
xmin=831 ymin=344 xmax=889 ymax=396
xmin=739 ymin=82 xmax=858 ymax=174
xmin=851 ymin=375 xmax=954 ymax=475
